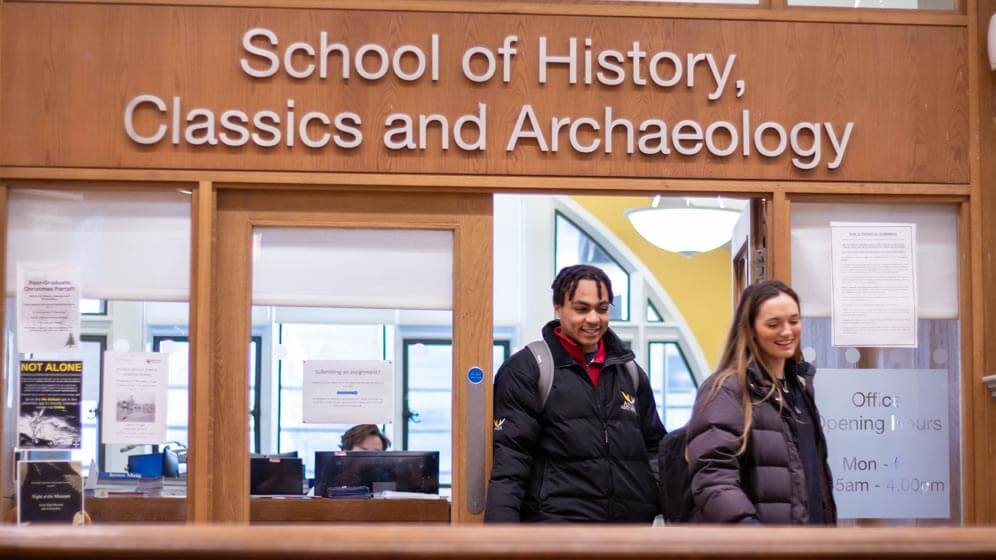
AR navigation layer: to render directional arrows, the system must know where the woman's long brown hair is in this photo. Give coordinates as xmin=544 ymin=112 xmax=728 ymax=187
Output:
xmin=705 ymin=280 xmax=803 ymax=455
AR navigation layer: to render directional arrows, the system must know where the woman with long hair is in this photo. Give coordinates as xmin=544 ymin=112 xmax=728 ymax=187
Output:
xmin=686 ymin=280 xmax=836 ymax=524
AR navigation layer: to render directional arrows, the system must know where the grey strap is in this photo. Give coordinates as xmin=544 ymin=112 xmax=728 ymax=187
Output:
xmin=526 ymin=340 xmax=555 ymax=409
xmin=624 ymin=360 xmax=640 ymax=393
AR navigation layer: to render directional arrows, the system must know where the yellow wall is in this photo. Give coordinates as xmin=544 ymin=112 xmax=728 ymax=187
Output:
xmin=572 ymin=196 xmax=732 ymax=369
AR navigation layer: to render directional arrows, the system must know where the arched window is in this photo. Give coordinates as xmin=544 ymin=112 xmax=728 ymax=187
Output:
xmin=552 ymin=198 xmax=708 ymax=430
xmin=554 ymin=212 xmax=630 ymax=321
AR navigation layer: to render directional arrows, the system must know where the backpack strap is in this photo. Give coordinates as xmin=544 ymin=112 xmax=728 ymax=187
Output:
xmin=527 ymin=341 xmax=642 ymax=408
xmin=526 ymin=340 xmax=555 ymax=409
xmin=624 ymin=360 xmax=640 ymax=393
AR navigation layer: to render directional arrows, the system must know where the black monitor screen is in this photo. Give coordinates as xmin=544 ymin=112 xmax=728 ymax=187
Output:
xmin=250 ymin=457 xmax=304 ymax=496
xmin=314 ymin=451 xmax=439 ymax=498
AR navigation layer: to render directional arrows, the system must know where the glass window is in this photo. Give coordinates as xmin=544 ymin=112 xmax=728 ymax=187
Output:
xmin=153 ymin=336 xmax=262 ymax=455
xmin=647 ymin=341 xmax=697 ymax=431
xmin=403 ymin=339 xmax=510 ymax=487
xmin=647 ymin=301 xmax=664 ymax=323
xmin=80 ymin=298 xmax=107 ymax=315
xmin=555 ymin=212 xmax=630 ymax=321
xmin=4 ymin=188 xmax=191 ymax=503
xmin=788 ymin=0 xmax=955 ymax=9
xmin=74 ymin=336 xmax=106 ymax=469
xmin=791 ymin=202 xmax=961 ymax=525
xmin=276 ymin=323 xmax=386 ymax=477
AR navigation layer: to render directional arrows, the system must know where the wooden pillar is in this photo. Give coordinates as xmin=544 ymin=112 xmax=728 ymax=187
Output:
xmin=973 ymin=0 xmax=996 ymax=526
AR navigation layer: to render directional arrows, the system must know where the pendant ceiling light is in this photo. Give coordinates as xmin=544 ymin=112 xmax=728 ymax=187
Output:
xmin=626 ymin=196 xmax=743 ymax=256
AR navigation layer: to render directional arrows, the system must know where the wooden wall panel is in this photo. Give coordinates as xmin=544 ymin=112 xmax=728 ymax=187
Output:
xmin=212 ymin=190 xmax=253 ymax=523
xmin=187 ymin=181 xmax=214 ymax=523
xmin=0 ymin=2 xmax=969 ymax=184
xmin=0 ymin=185 xmax=8 ymax=520
xmin=452 ymin=194 xmax=492 ymax=524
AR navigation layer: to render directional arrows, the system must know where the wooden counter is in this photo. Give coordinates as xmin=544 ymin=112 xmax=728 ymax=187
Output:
xmin=83 ymin=497 xmax=450 ymax=524
xmin=3 ymin=525 xmax=996 ymax=560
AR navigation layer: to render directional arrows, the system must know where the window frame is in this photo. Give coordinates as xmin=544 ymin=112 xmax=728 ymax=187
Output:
xmin=152 ymin=334 xmax=263 ymax=454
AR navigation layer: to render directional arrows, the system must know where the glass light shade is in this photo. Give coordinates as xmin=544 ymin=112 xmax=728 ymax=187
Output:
xmin=626 ymin=207 xmax=741 ymax=255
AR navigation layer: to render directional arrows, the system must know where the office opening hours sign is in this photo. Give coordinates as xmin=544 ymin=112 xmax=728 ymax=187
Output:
xmin=815 ymin=368 xmax=950 ymax=519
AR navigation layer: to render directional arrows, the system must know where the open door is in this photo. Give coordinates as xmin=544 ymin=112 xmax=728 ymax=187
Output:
xmin=730 ymin=198 xmax=769 ymax=309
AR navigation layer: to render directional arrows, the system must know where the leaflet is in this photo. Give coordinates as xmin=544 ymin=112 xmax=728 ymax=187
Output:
xmin=16 ymin=262 xmax=81 ymax=354
xmin=831 ymin=222 xmax=918 ymax=347
xmin=17 ymin=460 xmax=84 ymax=525
xmin=17 ymin=360 xmax=82 ymax=450
xmin=101 ymin=352 xmax=169 ymax=444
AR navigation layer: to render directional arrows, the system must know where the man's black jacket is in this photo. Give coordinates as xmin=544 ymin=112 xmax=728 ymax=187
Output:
xmin=484 ymin=320 xmax=666 ymax=523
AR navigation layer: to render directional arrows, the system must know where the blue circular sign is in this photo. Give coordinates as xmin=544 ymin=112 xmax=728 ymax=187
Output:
xmin=467 ymin=367 xmax=485 ymax=384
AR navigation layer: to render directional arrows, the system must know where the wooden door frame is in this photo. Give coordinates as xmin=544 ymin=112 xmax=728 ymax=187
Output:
xmin=207 ymin=187 xmax=493 ymax=524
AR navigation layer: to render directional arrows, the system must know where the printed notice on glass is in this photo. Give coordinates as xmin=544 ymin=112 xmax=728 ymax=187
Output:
xmin=830 ymin=222 xmax=917 ymax=347
xmin=17 ymin=460 xmax=84 ymax=525
xmin=17 ymin=262 xmax=81 ymax=354
xmin=18 ymin=360 xmax=82 ymax=450
xmin=815 ymin=368 xmax=949 ymax=519
xmin=303 ymin=360 xmax=393 ymax=424
xmin=101 ymin=352 xmax=168 ymax=444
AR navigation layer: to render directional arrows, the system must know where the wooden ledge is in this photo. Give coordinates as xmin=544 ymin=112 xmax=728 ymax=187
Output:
xmin=2 ymin=526 xmax=996 ymax=559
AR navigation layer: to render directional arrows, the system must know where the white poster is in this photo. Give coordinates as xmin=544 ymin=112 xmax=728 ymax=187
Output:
xmin=303 ymin=360 xmax=393 ymax=424
xmin=830 ymin=222 xmax=917 ymax=347
xmin=815 ymin=368 xmax=950 ymax=519
xmin=101 ymin=352 xmax=168 ymax=444
xmin=16 ymin=262 xmax=81 ymax=354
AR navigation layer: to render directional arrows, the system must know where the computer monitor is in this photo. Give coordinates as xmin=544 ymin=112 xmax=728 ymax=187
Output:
xmin=127 ymin=450 xmax=179 ymax=478
xmin=250 ymin=457 xmax=304 ymax=496
xmin=314 ymin=451 xmax=439 ymax=498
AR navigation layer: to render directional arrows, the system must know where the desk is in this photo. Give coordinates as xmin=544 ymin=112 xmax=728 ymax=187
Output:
xmin=83 ymin=497 xmax=450 ymax=524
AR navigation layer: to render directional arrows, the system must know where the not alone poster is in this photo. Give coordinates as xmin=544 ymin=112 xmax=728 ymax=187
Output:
xmin=18 ymin=360 xmax=83 ymax=450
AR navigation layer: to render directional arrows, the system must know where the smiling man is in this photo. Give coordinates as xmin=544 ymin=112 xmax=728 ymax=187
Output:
xmin=484 ymin=264 xmax=666 ymax=523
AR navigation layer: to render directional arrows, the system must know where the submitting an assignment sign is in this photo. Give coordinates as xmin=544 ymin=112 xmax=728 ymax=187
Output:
xmin=302 ymin=360 xmax=393 ymax=425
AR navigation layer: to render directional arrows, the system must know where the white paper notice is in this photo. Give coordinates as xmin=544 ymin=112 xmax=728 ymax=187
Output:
xmin=815 ymin=369 xmax=950 ymax=519
xmin=831 ymin=222 xmax=917 ymax=347
xmin=303 ymin=360 xmax=393 ymax=425
xmin=17 ymin=262 xmax=81 ymax=354
xmin=101 ymin=352 xmax=168 ymax=445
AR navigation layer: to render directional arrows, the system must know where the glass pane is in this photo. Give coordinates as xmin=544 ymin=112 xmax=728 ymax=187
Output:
xmin=166 ymin=388 xmax=189 ymax=429
xmin=3 ymin=188 xmax=191 ymax=511
xmin=79 ymin=298 xmax=106 ymax=315
xmin=407 ymin=343 xmax=453 ymax=390
xmin=407 ymin=391 xmax=452 ymax=432
xmin=275 ymin=322 xmax=386 ymax=462
xmin=278 ymin=324 xmax=383 ymax=388
xmin=280 ymin=428 xmax=352 ymax=479
xmin=647 ymin=301 xmax=664 ymax=323
xmin=406 ymin=430 xmax=453 ymax=487
xmin=788 ymin=0 xmax=955 ymax=8
xmin=493 ymin=343 xmax=509 ymax=372
xmin=791 ymin=202 xmax=961 ymax=526
xmin=648 ymin=341 xmax=697 ymax=432
xmin=555 ymin=213 xmax=630 ymax=321
xmin=404 ymin=341 xmax=453 ymax=486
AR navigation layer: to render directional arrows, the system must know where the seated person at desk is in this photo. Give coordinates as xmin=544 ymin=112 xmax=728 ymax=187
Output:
xmin=340 ymin=424 xmax=391 ymax=452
